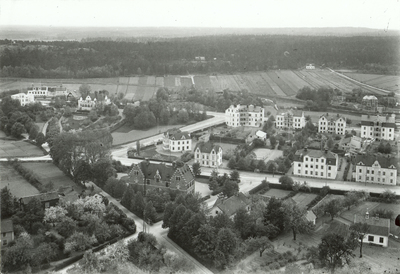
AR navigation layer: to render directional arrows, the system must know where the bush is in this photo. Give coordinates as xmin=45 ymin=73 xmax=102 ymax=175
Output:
xmin=370 ymin=208 xmax=394 ymax=219
xmin=249 ymin=180 xmax=270 ymax=194
xmin=121 ymin=218 xmax=136 ymax=234
xmin=270 ymin=262 xmax=280 ymax=270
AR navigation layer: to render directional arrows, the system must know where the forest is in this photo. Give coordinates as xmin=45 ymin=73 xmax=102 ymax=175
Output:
xmin=0 ymin=34 xmax=399 ymax=78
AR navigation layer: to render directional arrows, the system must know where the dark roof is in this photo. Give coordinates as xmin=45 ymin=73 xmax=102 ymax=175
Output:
xmin=214 ymin=193 xmax=250 ymax=217
xmin=361 ymin=121 xmax=374 ymax=126
xmin=293 ymin=149 xmax=337 ymax=165
xmin=1 ymin=219 xmax=13 ymax=233
xmin=179 ymin=164 xmax=195 ymax=183
xmin=381 ymin=122 xmax=396 ymax=128
xmin=165 ymin=129 xmax=190 ymax=140
xmin=20 ymin=192 xmax=59 ymax=205
xmin=354 ymin=155 xmax=398 ymax=169
xmin=138 ymin=161 xmax=194 ymax=182
xmin=354 ymin=214 xmax=390 ymax=237
xmin=194 ymin=142 xmax=221 ymax=153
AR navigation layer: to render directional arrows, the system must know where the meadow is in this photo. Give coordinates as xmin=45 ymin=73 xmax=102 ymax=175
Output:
xmin=0 ymin=162 xmax=40 ymax=197
xmin=0 ymin=139 xmax=44 ymax=158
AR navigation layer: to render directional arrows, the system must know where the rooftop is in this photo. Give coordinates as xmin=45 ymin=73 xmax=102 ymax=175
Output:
xmin=354 ymin=214 xmax=390 ymax=237
xmin=1 ymin=219 xmax=13 ymax=233
xmin=165 ymin=128 xmax=190 ymax=140
xmin=353 ymin=154 xmax=398 ymax=169
xmin=213 ymin=192 xmax=250 ymax=217
xmin=136 ymin=161 xmax=194 ymax=183
xmin=293 ymin=148 xmax=337 ymax=165
xmin=20 ymin=192 xmax=59 ymax=205
xmin=194 ymin=141 xmax=221 ymax=153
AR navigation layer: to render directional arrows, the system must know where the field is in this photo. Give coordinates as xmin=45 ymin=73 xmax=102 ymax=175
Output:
xmin=262 ymin=188 xmax=292 ymax=199
xmin=20 ymin=162 xmax=81 ymax=191
xmin=0 ymin=162 xmax=40 ymax=197
xmin=1 ymin=69 xmax=395 ymax=103
xmin=0 ymin=139 xmax=44 ymax=158
xmin=343 ymin=72 xmax=400 ymax=93
xmin=252 ymin=148 xmax=283 ymax=162
xmin=291 ymin=192 xmax=318 ymax=209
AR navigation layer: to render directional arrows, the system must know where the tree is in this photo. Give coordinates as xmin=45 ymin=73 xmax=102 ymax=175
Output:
xmin=269 ymin=135 xmax=277 ymax=148
xmin=222 ymin=180 xmax=239 ymax=198
xmin=121 ymin=185 xmax=135 ymax=210
xmin=79 ymin=250 xmax=100 ymax=273
xmin=43 ymin=206 xmax=68 ymax=225
xmin=131 ymin=191 xmax=145 ymax=217
xmin=264 ymin=196 xmax=285 ymax=234
xmin=178 ymin=109 xmax=189 ymax=123
xmin=2 ymin=232 xmax=34 ymax=271
xmin=1 ymin=186 xmax=16 ymax=219
xmin=210 ymin=213 xmax=233 ymax=230
xmin=91 ymin=158 xmax=115 ymax=188
xmin=73 ymin=160 xmax=92 ymax=185
xmin=192 ymin=162 xmax=201 ymax=176
xmin=134 ymin=110 xmax=157 ymax=129
xmin=318 ymin=233 xmax=356 ymax=272
xmin=65 ymin=232 xmax=97 ymax=253
xmin=79 ymin=84 xmax=92 ymax=98
xmin=245 ymin=236 xmax=273 ymax=257
xmin=234 ymin=207 xmax=253 ymax=239
xmin=227 ymin=157 xmax=236 ymax=169
xmin=30 ymin=243 xmax=57 ymax=269
xmin=279 ymin=175 xmax=294 ymax=190
xmin=283 ymin=201 xmax=314 ymax=240
xmin=326 ymin=137 xmax=334 ymax=150
xmin=162 ymin=202 xmax=177 ymax=229
xmin=229 ymin=170 xmax=240 ymax=182
xmin=28 ymin=125 xmax=39 ymax=140
xmin=193 ymin=224 xmax=217 ymax=261
xmin=11 ymin=122 xmax=26 ymax=138
xmin=136 ymin=140 xmax=141 ymax=156
xmin=350 ymin=222 xmax=370 ymax=258
xmin=214 ymin=228 xmax=238 ymax=268
xmin=143 ymin=201 xmax=157 ymax=225
xmin=325 ymin=199 xmax=343 ymax=220
xmin=35 ymin=132 xmax=46 ymax=146
xmin=379 ymin=189 xmax=397 ymax=203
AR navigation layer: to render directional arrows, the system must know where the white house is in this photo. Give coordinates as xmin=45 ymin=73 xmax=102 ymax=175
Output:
xmin=293 ymin=148 xmax=338 ymax=180
xmin=78 ymin=95 xmax=111 ymax=111
xmin=354 ymin=213 xmax=390 ymax=247
xmin=306 ymin=64 xmax=315 ymax=69
xmin=11 ymin=93 xmax=35 ymax=106
xmin=318 ymin=113 xmax=346 ymax=135
xmin=275 ymin=110 xmax=306 ymax=130
xmin=27 ymin=85 xmax=68 ymax=98
xmin=255 ymin=130 xmax=267 ymax=141
xmin=162 ymin=128 xmax=191 ymax=152
xmin=194 ymin=142 xmax=222 ymax=168
xmin=209 ymin=193 xmax=251 ymax=219
xmin=353 ymin=155 xmax=397 ymax=185
xmin=225 ymin=104 xmax=265 ymax=128
xmin=360 ymin=114 xmax=396 ymax=141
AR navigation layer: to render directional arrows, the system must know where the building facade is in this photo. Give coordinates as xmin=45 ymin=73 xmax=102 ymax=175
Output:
xmin=353 ymin=155 xmax=397 ymax=185
xmin=11 ymin=93 xmax=35 ymax=106
xmin=362 ymin=95 xmax=378 ymax=111
xmin=1 ymin=219 xmax=14 ymax=247
xmin=194 ymin=142 xmax=223 ymax=168
xmin=127 ymin=161 xmax=195 ymax=194
xmin=27 ymin=86 xmax=68 ymax=98
xmin=360 ymin=114 xmax=396 ymax=141
xmin=293 ymin=148 xmax=338 ymax=180
xmin=19 ymin=192 xmax=60 ymax=211
xmin=78 ymin=95 xmax=111 ymax=111
xmin=318 ymin=113 xmax=346 ymax=135
xmin=163 ymin=129 xmax=191 ymax=152
xmin=354 ymin=213 xmax=390 ymax=247
xmin=275 ymin=110 xmax=306 ymax=130
xmin=306 ymin=64 xmax=315 ymax=69
xmin=225 ymin=104 xmax=265 ymax=128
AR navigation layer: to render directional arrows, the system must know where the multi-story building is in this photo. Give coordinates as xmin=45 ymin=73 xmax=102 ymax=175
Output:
xmin=163 ymin=128 xmax=191 ymax=152
xmin=360 ymin=114 xmax=396 ymax=141
xmin=11 ymin=93 xmax=35 ymax=106
xmin=353 ymin=155 xmax=397 ymax=185
xmin=78 ymin=95 xmax=111 ymax=111
xmin=275 ymin=110 xmax=306 ymax=130
xmin=225 ymin=104 xmax=265 ymax=128
xmin=127 ymin=161 xmax=195 ymax=194
xmin=306 ymin=64 xmax=315 ymax=69
xmin=318 ymin=113 xmax=346 ymax=135
xmin=194 ymin=142 xmax=223 ymax=168
xmin=27 ymin=86 xmax=68 ymax=98
xmin=293 ymin=148 xmax=338 ymax=180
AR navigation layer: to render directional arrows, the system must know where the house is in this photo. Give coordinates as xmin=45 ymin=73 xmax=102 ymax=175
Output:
xmin=127 ymin=161 xmax=195 ymax=194
xmin=162 ymin=128 xmax=192 ymax=152
xmin=1 ymin=219 xmax=14 ymax=246
xmin=27 ymin=85 xmax=68 ymax=98
xmin=225 ymin=104 xmax=265 ymax=128
xmin=286 ymin=196 xmax=317 ymax=225
xmin=78 ymin=95 xmax=111 ymax=111
xmin=352 ymin=154 xmax=397 ymax=185
xmin=360 ymin=114 xmax=396 ymax=141
xmin=209 ymin=193 xmax=251 ymax=219
xmin=255 ymin=130 xmax=267 ymax=141
xmin=27 ymin=86 xmax=50 ymax=97
xmin=354 ymin=212 xmax=390 ymax=247
xmin=194 ymin=142 xmax=222 ymax=168
xmin=19 ymin=192 xmax=60 ymax=211
xmin=306 ymin=64 xmax=315 ymax=70
xmin=275 ymin=109 xmax=306 ymax=130
xmin=293 ymin=148 xmax=338 ymax=180
xmin=318 ymin=113 xmax=346 ymax=135
xmin=339 ymin=136 xmax=363 ymax=154
xmin=362 ymin=95 xmax=378 ymax=110
xmin=11 ymin=93 xmax=35 ymax=106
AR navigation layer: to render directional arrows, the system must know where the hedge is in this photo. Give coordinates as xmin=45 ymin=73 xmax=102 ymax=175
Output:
xmin=249 ymin=181 xmax=270 ymax=195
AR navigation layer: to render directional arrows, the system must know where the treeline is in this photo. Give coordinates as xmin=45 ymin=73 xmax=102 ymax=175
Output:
xmin=1 ymin=35 xmax=399 ymax=78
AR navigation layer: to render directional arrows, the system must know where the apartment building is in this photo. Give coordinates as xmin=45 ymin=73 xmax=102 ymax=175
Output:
xmin=318 ymin=113 xmax=346 ymax=135
xmin=353 ymin=155 xmax=397 ymax=185
xmin=11 ymin=93 xmax=35 ymax=106
xmin=293 ymin=148 xmax=338 ymax=180
xmin=163 ymin=128 xmax=192 ymax=152
xmin=225 ymin=104 xmax=265 ymax=128
xmin=194 ymin=142 xmax=223 ymax=168
xmin=360 ymin=114 xmax=396 ymax=141
xmin=275 ymin=110 xmax=306 ymax=130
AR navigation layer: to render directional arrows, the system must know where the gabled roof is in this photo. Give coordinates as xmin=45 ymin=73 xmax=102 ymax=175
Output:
xmin=194 ymin=142 xmax=221 ymax=154
xmin=319 ymin=113 xmax=345 ymax=122
xmin=137 ymin=161 xmax=194 ymax=182
xmin=354 ymin=214 xmax=390 ymax=237
xmin=381 ymin=122 xmax=396 ymax=128
xmin=213 ymin=192 xmax=250 ymax=217
xmin=361 ymin=121 xmax=374 ymax=126
xmin=256 ymin=130 xmax=267 ymax=138
xmin=1 ymin=219 xmax=13 ymax=233
xmin=20 ymin=192 xmax=59 ymax=205
xmin=165 ymin=128 xmax=190 ymax=140
xmin=354 ymin=155 xmax=398 ymax=169
xmin=306 ymin=210 xmax=317 ymax=222
xmin=363 ymin=95 xmax=378 ymax=100
xmin=293 ymin=148 xmax=337 ymax=165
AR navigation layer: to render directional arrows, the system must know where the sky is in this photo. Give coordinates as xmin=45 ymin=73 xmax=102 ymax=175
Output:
xmin=1 ymin=0 xmax=400 ymax=30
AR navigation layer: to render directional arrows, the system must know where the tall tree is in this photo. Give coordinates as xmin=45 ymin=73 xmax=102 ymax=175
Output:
xmin=193 ymin=224 xmax=217 ymax=261
xmin=229 ymin=170 xmax=240 ymax=181
xmin=121 ymin=185 xmax=135 ymax=210
xmin=349 ymin=222 xmax=370 ymax=258
xmin=131 ymin=191 xmax=145 ymax=218
xmin=192 ymin=162 xmax=201 ymax=176
xmin=264 ymin=196 xmax=285 ymax=233
xmin=233 ymin=207 xmax=253 ymax=239
xmin=143 ymin=201 xmax=157 ymax=225
xmin=222 ymin=180 xmax=239 ymax=198
xmin=325 ymin=199 xmax=343 ymax=220
xmin=279 ymin=175 xmax=294 ymax=190
xmin=282 ymin=201 xmax=314 ymax=240
xmin=214 ymin=228 xmax=238 ymax=268
xmin=1 ymin=186 xmax=16 ymax=219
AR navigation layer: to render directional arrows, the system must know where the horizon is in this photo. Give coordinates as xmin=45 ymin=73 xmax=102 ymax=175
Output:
xmin=1 ymin=0 xmax=400 ymax=31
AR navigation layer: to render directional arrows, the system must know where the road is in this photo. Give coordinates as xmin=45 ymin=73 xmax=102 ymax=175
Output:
xmin=112 ymin=111 xmax=225 ymax=158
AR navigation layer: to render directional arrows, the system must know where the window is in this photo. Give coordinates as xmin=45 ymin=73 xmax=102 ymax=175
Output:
xmin=166 ymin=182 xmax=170 ymax=187
xmin=368 ymin=235 xmax=374 ymax=242
xmin=2 ymin=233 xmax=5 ymax=237
xmin=156 ymin=177 xmax=160 ymax=183
xmin=328 ymin=166 xmax=331 ymax=170
xmin=316 ymin=159 xmax=319 ymax=163
xmin=321 ymin=159 xmax=324 ymax=163
xmin=305 ymin=165 xmax=308 ymax=168
xmin=390 ymin=179 xmax=393 ymax=184
xmin=176 ymin=176 xmax=181 ymax=181
xmin=366 ymin=177 xmax=369 ymax=180
xmin=383 ymin=178 xmax=385 ymax=183
xmin=215 ymin=210 xmax=219 ymax=214
xmin=3 ymin=239 xmax=7 ymax=246
xmin=298 ymin=164 xmax=301 ymax=167
xmin=310 ymin=165 xmax=313 ymax=168
xmin=298 ymin=170 xmax=301 ymax=173
xmin=310 ymin=171 xmax=313 ymax=175
xmin=305 ymin=171 xmax=308 ymax=175
xmin=391 ymin=172 xmax=393 ymax=176
xmin=383 ymin=172 xmax=386 ymax=175
xmin=328 ymin=173 xmax=331 ymax=177
xmin=146 ymin=179 xmax=150 ymax=184
xmin=371 ymin=170 xmax=374 ymax=174
xmin=371 ymin=177 xmax=374 ymax=181
xmin=379 ymin=237 xmax=384 ymax=243
xmin=134 ymin=170 xmax=139 ymax=176
xmin=305 ymin=157 xmax=308 ymax=161
xmin=321 ymin=172 xmax=323 ymax=176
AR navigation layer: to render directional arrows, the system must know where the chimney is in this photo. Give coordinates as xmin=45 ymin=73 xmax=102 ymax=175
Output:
xmin=365 ymin=208 xmax=369 ymax=219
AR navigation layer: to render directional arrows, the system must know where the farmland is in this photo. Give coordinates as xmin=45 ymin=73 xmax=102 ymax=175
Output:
xmin=0 ymin=162 xmax=40 ymax=197
xmin=1 ymin=69 xmax=394 ymax=103
xmin=0 ymin=139 xmax=44 ymax=158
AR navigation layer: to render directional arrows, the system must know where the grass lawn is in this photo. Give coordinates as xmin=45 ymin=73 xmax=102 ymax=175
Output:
xmin=20 ymin=162 xmax=83 ymax=193
xmin=0 ymin=162 xmax=40 ymax=197
xmin=0 ymin=139 xmax=44 ymax=158
xmin=262 ymin=188 xmax=292 ymax=199
xmin=291 ymin=192 xmax=318 ymax=209
xmin=138 ymin=147 xmax=179 ymax=162
xmin=252 ymin=148 xmax=283 ymax=162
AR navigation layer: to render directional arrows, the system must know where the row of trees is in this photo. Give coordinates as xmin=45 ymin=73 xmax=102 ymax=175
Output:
xmin=1 ymin=35 xmax=398 ymax=78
